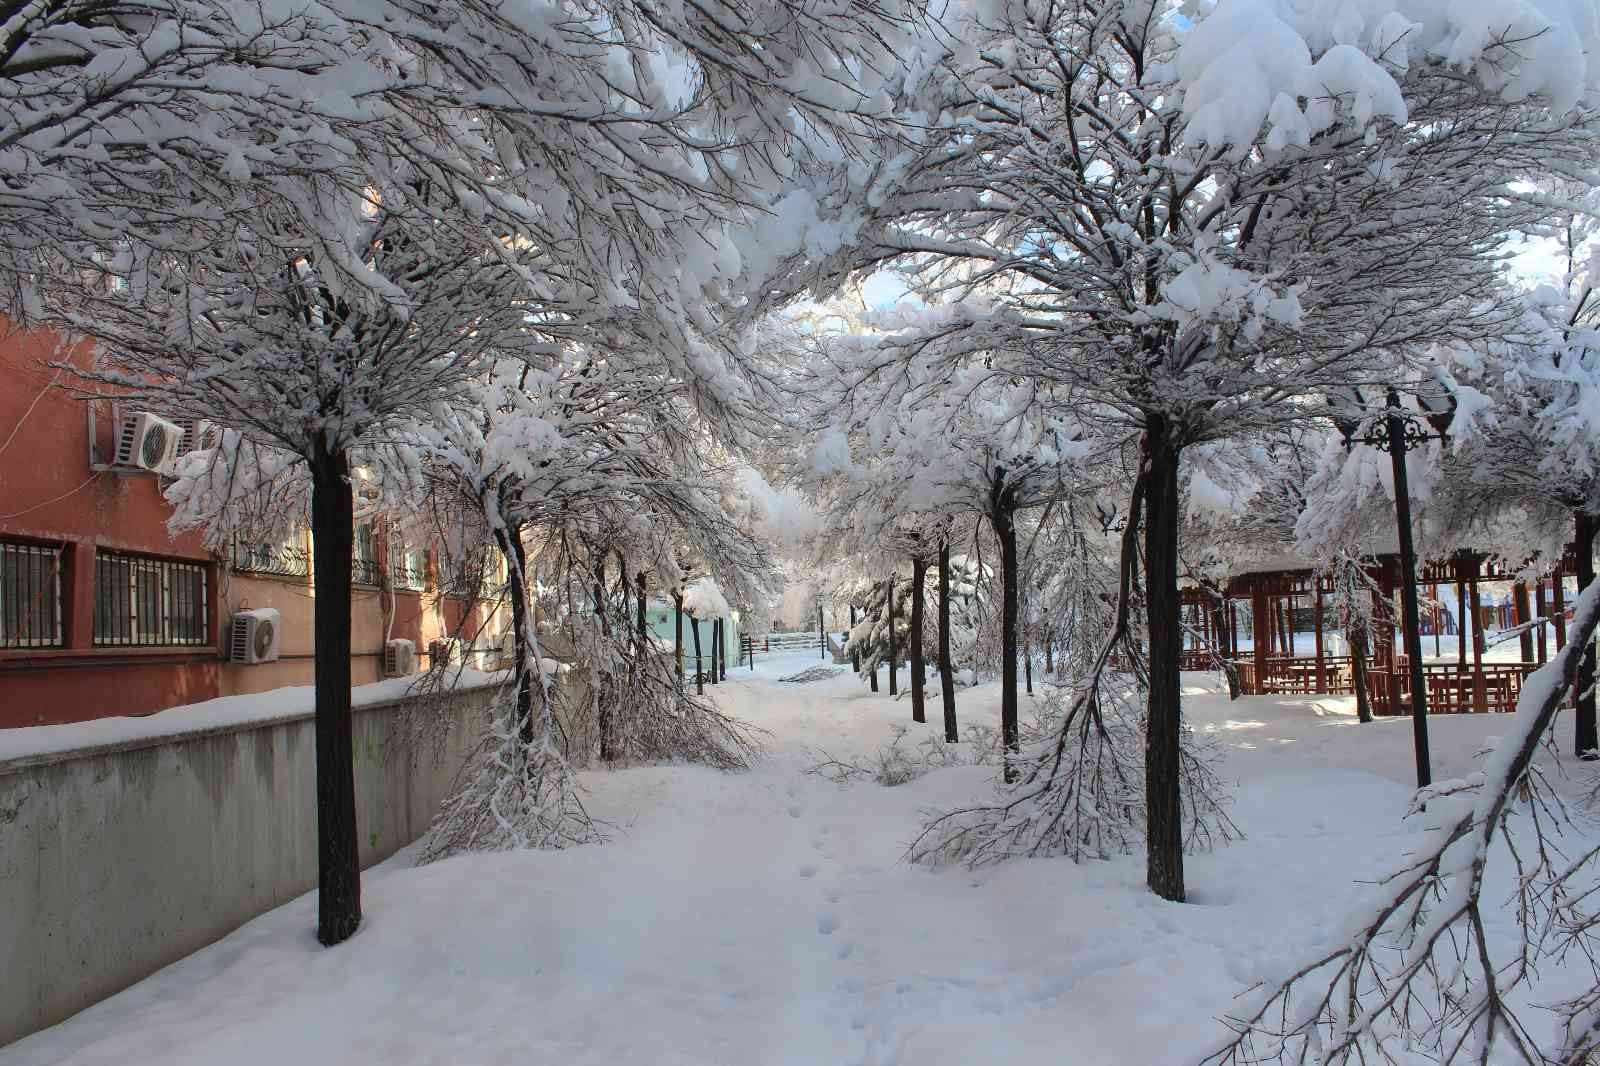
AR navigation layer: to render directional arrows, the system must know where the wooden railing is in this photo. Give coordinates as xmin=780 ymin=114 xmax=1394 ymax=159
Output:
xmin=1229 ymin=653 xmax=1541 ymax=715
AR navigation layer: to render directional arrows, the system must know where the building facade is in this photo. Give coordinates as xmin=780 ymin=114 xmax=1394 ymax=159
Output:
xmin=0 ymin=325 xmax=508 ymax=728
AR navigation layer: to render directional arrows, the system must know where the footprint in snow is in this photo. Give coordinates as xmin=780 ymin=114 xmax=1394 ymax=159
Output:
xmin=817 ymin=912 xmax=840 ymax=935
xmin=788 ymin=805 xmax=803 ymax=819
xmin=799 ymin=864 xmax=818 ymax=879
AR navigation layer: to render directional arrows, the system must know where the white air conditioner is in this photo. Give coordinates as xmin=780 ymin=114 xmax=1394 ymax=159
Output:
xmin=113 ymin=411 xmax=184 ymax=475
xmin=177 ymin=417 xmax=215 ymax=453
xmin=229 ymin=608 xmax=281 ymax=664
xmin=384 ymin=638 xmax=416 ymax=678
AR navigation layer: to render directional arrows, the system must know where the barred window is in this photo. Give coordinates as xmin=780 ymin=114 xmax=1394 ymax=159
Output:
xmin=230 ymin=530 xmax=309 ymax=578
xmin=1 ymin=541 xmax=64 ymax=648
xmin=389 ymin=540 xmax=428 ymax=591
xmin=352 ymin=523 xmax=379 ymax=586
xmin=94 ymin=552 xmax=208 ymax=646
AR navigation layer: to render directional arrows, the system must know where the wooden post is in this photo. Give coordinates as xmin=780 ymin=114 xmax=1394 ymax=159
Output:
xmin=1538 ymin=576 xmax=1549 ymax=664
xmin=1554 ymin=571 xmax=1567 ymax=651
xmin=1514 ymin=580 xmax=1534 ymax=663
xmin=1433 ymin=583 xmax=1442 ymax=658
xmin=1251 ymin=583 xmax=1268 ymax=694
xmin=1469 ymin=558 xmax=1486 ymax=712
xmin=1314 ymin=581 xmax=1325 ymax=692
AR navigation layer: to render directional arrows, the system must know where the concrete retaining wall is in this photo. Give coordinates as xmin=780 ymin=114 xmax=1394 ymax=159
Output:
xmin=0 ymin=683 xmax=496 ymax=1047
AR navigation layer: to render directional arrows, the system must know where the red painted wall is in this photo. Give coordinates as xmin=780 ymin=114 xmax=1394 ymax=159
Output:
xmin=0 ymin=322 xmax=221 ymax=726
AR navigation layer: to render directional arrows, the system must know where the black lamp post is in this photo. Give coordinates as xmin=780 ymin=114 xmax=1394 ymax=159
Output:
xmin=1335 ymin=387 xmax=1455 ymax=790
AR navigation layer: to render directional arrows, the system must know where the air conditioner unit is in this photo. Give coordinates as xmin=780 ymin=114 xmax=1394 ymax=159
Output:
xmin=229 ymin=608 xmax=281 ymax=664
xmin=177 ymin=417 xmax=216 ymax=453
xmin=113 ymin=411 xmax=184 ymax=475
xmin=383 ymin=638 xmax=416 ymax=678
xmin=428 ymin=638 xmax=461 ymax=667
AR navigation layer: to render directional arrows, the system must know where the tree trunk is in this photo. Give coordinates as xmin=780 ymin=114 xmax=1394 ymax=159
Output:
xmin=849 ymin=603 xmax=859 ymax=672
xmin=636 ymin=571 xmax=646 ymax=640
xmin=673 ymin=591 xmax=684 ymax=695
xmin=887 ymin=578 xmax=898 ymax=696
xmin=1350 ymin=623 xmax=1374 ymax=724
xmin=1207 ymin=585 xmax=1240 ymax=700
xmin=691 ymin=616 xmax=704 ymax=695
xmin=709 ymin=616 xmax=719 ymax=686
xmin=496 ymin=520 xmax=534 ymax=746
xmin=1575 ymin=510 xmax=1597 ymax=759
xmin=910 ymin=556 xmax=927 ymax=724
xmin=993 ymin=470 xmax=1020 ymax=783
xmin=939 ymin=540 xmax=958 ymax=743
xmin=1023 ymin=625 xmax=1033 ymax=696
xmin=1044 ymin=629 xmax=1054 ymax=675
xmin=308 ymin=444 xmax=361 ymax=946
xmin=594 ymin=559 xmax=614 ymax=760
xmin=1514 ymin=580 xmax=1534 ymax=663
xmin=719 ymin=618 xmax=728 ymax=681
xmin=1143 ymin=424 xmax=1185 ymax=903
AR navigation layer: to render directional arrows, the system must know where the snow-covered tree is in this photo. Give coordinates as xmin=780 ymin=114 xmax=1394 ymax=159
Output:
xmin=752 ymin=0 xmax=1600 ymax=901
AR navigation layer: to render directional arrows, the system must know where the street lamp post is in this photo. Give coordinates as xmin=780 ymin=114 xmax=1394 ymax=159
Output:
xmin=1338 ymin=387 xmax=1454 ymax=790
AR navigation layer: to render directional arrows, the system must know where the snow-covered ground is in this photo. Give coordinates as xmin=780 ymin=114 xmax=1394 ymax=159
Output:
xmin=5 ymin=652 xmax=1594 ymax=1065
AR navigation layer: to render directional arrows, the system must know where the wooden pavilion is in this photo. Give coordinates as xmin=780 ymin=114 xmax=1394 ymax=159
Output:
xmin=1179 ymin=548 xmax=1589 ymax=715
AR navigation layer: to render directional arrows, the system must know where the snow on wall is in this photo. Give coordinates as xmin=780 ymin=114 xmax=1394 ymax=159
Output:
xmin=0 ymin=680 xmax=497 ymax=1047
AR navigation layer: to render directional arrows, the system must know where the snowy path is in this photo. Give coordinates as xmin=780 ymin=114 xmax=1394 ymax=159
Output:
xmin=4 ymin=656 xmax=1593 ymax=1065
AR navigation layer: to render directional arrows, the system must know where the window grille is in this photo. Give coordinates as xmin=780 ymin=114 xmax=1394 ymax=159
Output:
xmin=94 ymin=551 xmax=208 ymax=646
xmin=230 ymin=532 xmax=310 ymax=578
xmin=1 ymin=541 xmax=64 ymax=648
xmin=389 ymin=540 xmax=428 ymax=591
xmin=352 ymin=523 xmax=379 ymax=586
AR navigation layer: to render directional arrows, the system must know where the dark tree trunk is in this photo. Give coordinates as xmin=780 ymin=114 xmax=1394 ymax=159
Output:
xmin=691 ymin=617 xmax=704 ymax=695
xmin=819 ymin=600 xmax=826 ymax=661
xmin=1350 ymin=623 xmax=1374 ymax=724
xmin=1575 ymin=510 xmax=1598 ymax=759
xmin=910 ymin=556 xmax=927 ymax=724
xmin=1023 ymin=624 xmax=1033 ymax=696
xmin=637 ymin=572 xmax=646 ymax=639
xmin=1207 ymin=585 xmax=1240 ymax=700
xmin=719 ymin=618 xmax=728 ymax=681
xmin=495 ymin=518 xmax=534 ymax=745
xmin=308 ymin=444 xmax=361 ymax=946
xmin=594 ymin=558 xmax=614 ymax=760
xmin=993 ymin=469 xmax=1020 ymax=783
xmin=1143 ymin=425 xmax=1185 ymax=903
xmin=849 ymin=603 xmax=859 ymax=672
xmin=939 ymin=539 xmax=958 ymax=743
xmin=709 ymin=617 xmax=719 ymax=685
xmin=673 ymin=591 xmax=684 ymax=695
xmin=887 ymin=578 xmax=899 ymax=696
xmin=1514 ymin=580 xmax=1534 ymax=663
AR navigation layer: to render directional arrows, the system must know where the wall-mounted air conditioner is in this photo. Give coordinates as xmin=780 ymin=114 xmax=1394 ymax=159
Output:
xmin=113 ymin=411 xmax=184 ymax=475
xmin=178 ymin=417 xmax=216 ymax=453
xmin=428 ymin=639 xmax=461 ymax=667
xmin=383 ymin=638 xmax=416 ymax=678
xmin=229 ymin=608 xmax=281 ymax=664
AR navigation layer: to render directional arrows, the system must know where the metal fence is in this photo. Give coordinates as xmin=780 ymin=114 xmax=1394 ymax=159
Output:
xmin=1 ymin=541 xmax=63 ymax=648
xmin=94 ymin=551 xmax=208 ymax=646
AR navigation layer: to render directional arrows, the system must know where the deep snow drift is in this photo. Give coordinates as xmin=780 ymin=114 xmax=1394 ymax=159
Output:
xmin=4 ymin=652 xmax=1594 ymax=1065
